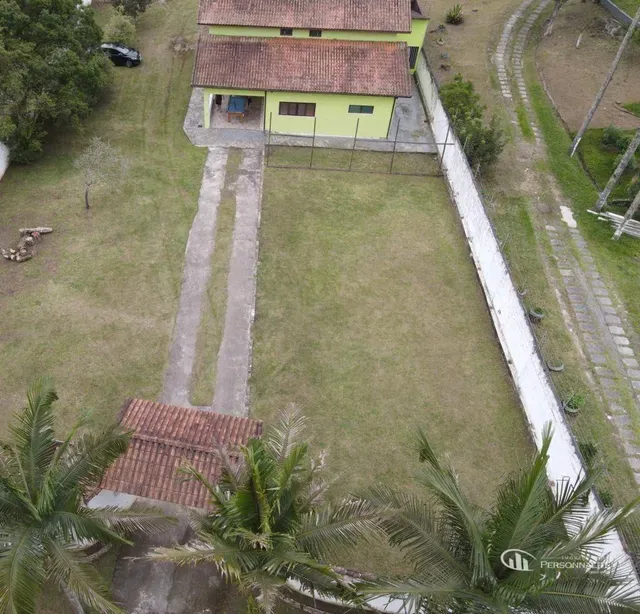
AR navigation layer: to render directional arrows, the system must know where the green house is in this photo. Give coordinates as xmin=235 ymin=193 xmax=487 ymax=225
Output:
xmin=192 ymin=0 xmax=429 ymax=138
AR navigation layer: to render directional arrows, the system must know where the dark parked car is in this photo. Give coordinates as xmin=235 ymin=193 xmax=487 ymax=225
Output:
xmin=100 ymin=43 xmax=142 ymax=67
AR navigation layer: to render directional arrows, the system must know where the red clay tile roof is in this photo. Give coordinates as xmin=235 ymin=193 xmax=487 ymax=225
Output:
xmin=198 ymin=0 xmax=412 ymax=32
xmin=98 ymin=399 xmax=263 ymax=508
xmin=192 ymin=36 xmax=412 ymax=98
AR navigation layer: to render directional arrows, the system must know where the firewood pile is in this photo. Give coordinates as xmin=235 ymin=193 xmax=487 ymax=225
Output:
xmin=2 ymin=227 xmax=53 ymax=263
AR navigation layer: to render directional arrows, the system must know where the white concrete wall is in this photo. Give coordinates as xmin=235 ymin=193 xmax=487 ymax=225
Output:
xmin=0 ymin=143 xmax=9 ymax=181
xmin=414 ymin=52 xmax=639 ymax=590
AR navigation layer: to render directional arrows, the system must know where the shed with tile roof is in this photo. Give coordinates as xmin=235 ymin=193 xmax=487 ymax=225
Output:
xmin=96 ymin=398 xmax=263 ymax=509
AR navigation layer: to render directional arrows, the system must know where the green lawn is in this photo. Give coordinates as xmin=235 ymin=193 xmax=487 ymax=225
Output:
xmin=615 ymin=0 xmax=640 ymax=17
xmin=578 ymin=128 xmax=639 ymax=203
xmin=623 ymin=102 xmax=640 ymax=118
xmin=0 ymin=0 xmax=205 ymax=433
xmin=251 ymin=163 xmax=532 ymax=514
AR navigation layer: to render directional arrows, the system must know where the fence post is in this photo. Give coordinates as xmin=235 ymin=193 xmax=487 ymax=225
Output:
xmin=349 ymin=118 xmax=360 ymax=171
xmin=439 ymin=123 xmax=451 ymax=169
xmin=390 ymin=119 xmax=401 ymax=174
xmin=309 ymin=116 xmax=317 ymax=169
xmin=266 ymin=112 xmax=272 ymax=167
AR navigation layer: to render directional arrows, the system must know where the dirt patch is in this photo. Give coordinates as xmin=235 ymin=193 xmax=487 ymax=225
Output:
xmin=425 ymin=0 xmax=523 ymax=106
xmin=170 ymin=35 xmax=195 ymax=55
xmin=537 ymin=2 xmax=640 ymax=131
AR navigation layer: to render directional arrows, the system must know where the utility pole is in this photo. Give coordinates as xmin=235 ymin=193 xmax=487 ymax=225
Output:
xmin=613 ymin=189 xmax=640 ymax=240
xmin=569 ymin=6 xmax=640 ymax=157
xmin=595 ymin=128 xmax=640 ymax=211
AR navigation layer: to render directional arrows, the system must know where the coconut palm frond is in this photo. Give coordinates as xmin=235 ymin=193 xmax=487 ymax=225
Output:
xmin=360 ymin=484 xmax=468 ymax=584
xmin=525 ymin=565 xmax=640 ymax=614
xmin=148 ymin=537 xmax=258 ymax=581
xmin=44 ymin=538 xmax=123 ymax=614
xmin=48 ymin=510 xmax=128 ymax=548
xmin=296 ymin=498 xmax=382 ymax=560
xmin=0 ymin=527 xmax=46 ymax=614
xmin=544 ymin=471 xmax=599 ymax=538
xmin=242 ymin=569 xmax=284 ymax=614
xmin=8 ymin=378 xmax=58 ymax=500
xmin=266 ymin=405 xmax=307 ymax=461
xmin=0 ymin=476 xmax=40 ymax=524
xmin=56 ymin=426 xmax=131 ymax=492
xmin=359 ymin=575 xmax=497 ymax=614
xmin=487 ymin=428 xmax=554 ymax=567
xmin=211 ymin=441 xmax=243 ymax=493
xmin=543 ymin=499 xmax=640 ymax=563
xmin=0 ymin=381 xmax=141 ymax=614
xmin=89 ymin=506 xmax=175 ymax=535
xmin=415 ymin=429 xmax=492 ymax=586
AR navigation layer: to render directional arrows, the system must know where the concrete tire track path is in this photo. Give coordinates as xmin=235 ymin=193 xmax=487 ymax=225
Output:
xmin=160 ymin=146 xmax=229 ymax=407
xmin=212 ymin=147 xmax=264 ymax=416
xmin=160 ymin=146 xmax=264 ymax=417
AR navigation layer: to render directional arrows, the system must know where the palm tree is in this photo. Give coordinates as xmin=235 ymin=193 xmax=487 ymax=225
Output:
xmin=0 ymin=379 xmax=171 ymax=614
xmin=360 ymin=425 xmax=640 ymax=614
xmin=147 ymin=407 xmax=379 ymax=613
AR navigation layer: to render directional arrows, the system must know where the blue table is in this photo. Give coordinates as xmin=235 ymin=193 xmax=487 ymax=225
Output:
xmin=227 ymin=96 xmax=246 ymax=122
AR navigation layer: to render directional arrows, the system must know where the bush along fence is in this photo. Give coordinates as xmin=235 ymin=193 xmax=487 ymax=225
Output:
xmin=413 ymin=51 xmax=640 ymax=589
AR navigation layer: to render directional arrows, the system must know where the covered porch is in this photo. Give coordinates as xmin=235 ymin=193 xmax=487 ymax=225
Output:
xmin=204 ymin=89 xmax=265 ymax=130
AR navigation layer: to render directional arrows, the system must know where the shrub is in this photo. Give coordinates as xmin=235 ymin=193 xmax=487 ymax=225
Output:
xmin=103 ymin=10 xmax=136 ymax=47
xmin=578 ymin=440 xmax=598 ymax=466
xmin=598 ymin=489 xmax=614 ymax=508
xmin=445 ymin=4 xmax=464 ymax=24
xmin=440 ymin=74 xmax=505 ymax=172
xmin=565 ymin=392 xmax=586 ymax=411
xmin=602 ymin=124 xmax=631 ymax=152
xmin=113 ymin=0 xmax=152 ymax=18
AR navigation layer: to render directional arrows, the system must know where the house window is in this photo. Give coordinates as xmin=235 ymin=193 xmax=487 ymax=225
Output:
xmin=409 ymin=46 xmax=419 ymax=69
xmin=309 ymin=29 xmax=322 ymax=37
xmin=279 ymin=102 xmax=316 ymax=117
xmin=280 ymin=27 xmax=293 ymax=36
xmin=348 ymin=105 xmax=374 ymax=114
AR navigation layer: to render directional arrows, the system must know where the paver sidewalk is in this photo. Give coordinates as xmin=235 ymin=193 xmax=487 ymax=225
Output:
xmin=495 ymin=0 xmax=640 ymax=485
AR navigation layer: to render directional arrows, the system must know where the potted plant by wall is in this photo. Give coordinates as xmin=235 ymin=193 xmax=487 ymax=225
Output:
xmin=529 ymin=306 xmax=545 ymax=323
xmin=547 ymin=359 xmax=565 ymax=372
xmin=563 ymin=392 xmax=586 ymax=415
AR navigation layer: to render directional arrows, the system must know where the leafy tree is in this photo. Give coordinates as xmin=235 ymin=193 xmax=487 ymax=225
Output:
xmin=112 ymin=0 xmax=151 ymax=19
xmin=103 ymin=10 xmax=136 ymax=47
xmin=0 ymin=378 xmax=172 ymax=614
xmin=0 ymin=0 xmax=111 ymax=163
xmin=359 ymin=425 xmax=640 ymax=613
xmin=74 ymin=137 xmax=129 ymax=209
xmin=148 ymin=408 xmax=378 ymax=613
xmin=440 ymin=74 xmax=505 ymax=173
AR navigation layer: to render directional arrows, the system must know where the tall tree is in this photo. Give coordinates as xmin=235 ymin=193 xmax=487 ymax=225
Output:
xmin=595 ymin=128 xmax=640 ymax=212
xmin=570 ymin=6 xmax=640 ymax=157
xmin=359 ymin=425 xmax=640 ymax=613
xmin=0 ymin=378 xmax=171 ymax=614
xmin=147 ymin=408 xmax=379 ymax=613
xmin=0 ymin=0 xmax=111 ymax=163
